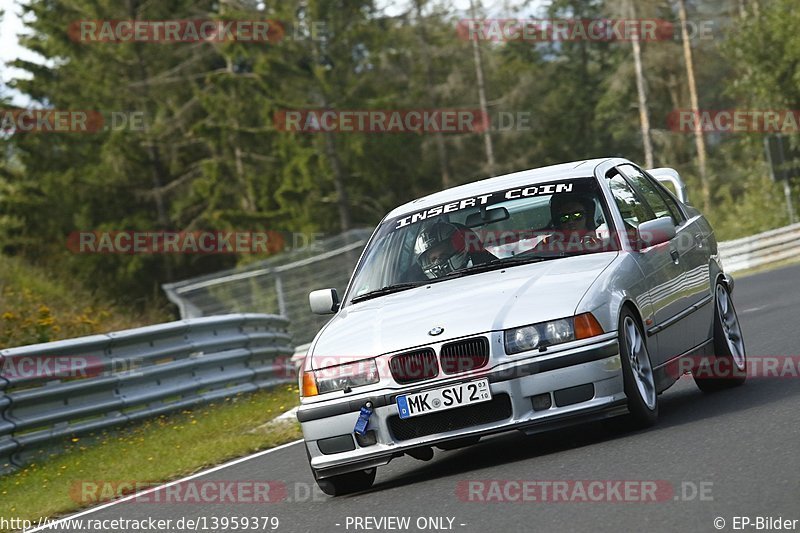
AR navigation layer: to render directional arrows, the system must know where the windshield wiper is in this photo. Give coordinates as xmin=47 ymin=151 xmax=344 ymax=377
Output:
xmin=350 ymin=257 xmax=551 ymax=303
xmin=443 ymin=255 xmax=551 ymax=278
xmin=350 ymin=282 xmax=427 ymax=303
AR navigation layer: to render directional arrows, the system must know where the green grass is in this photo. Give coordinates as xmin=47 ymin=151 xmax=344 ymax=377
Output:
xmin=0 ymin=254 xmax=170 ymax=348
xmin=0 ymin=385 xmax=302 ymax=529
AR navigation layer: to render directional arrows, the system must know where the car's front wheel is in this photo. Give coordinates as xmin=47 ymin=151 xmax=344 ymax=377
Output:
xmin=619 ymin=309 xmax=658 ymax=428
xmin=694 ymin=282 xmax=747 ymax=392
xmin=314 ymin=468 xmax=376 ymax=496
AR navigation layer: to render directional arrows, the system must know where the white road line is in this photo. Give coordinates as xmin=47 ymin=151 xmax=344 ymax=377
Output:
xmin=24 ymin=439 xmax=304 ymax=533
xmin=740 ymin=306 xmax=767 ymax=314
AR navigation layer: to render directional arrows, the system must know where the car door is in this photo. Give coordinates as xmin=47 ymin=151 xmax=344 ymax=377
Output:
xmin=641 ymin=168 xmax=714 ymax=347
xmin=606 ymin=167 xmax=694 ymax=365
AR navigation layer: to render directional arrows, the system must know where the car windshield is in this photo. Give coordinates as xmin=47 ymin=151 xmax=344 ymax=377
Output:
xmin=345 ymin=177 xmax=618 ymax=305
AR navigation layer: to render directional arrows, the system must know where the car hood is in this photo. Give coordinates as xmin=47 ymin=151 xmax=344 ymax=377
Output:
xmin=310 ymin=252 xmax=617 ymax=365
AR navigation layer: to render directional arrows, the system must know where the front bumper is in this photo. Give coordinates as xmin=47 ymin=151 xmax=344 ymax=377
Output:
xmin=298 ymin=335 xmax=626 ymax=479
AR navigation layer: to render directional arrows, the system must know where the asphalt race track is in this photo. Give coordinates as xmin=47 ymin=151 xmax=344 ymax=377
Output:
xmin=39 ymin=263 xmax=800 ymax=533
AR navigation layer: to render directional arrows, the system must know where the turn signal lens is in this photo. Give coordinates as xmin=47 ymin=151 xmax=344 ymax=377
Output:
xmin=301 ymin=371 xmax=319 ymax=397
xmin=574 ymin=313 xmax=604 ymax=339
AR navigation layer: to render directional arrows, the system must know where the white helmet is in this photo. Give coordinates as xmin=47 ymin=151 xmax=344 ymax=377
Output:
xmin=414 ymin=221 xmax=468 ymax=279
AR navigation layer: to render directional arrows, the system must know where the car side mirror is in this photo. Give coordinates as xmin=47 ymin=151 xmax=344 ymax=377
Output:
xmin=637 ymin=217 xmax=676 ymax=250
xmin=309 ymin=288 xmax=340 ymax=315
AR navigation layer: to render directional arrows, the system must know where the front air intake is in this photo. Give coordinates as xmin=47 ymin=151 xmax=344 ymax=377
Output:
xmin=440 ymin=337 xmax=490 ymax=374
xmin=390 ymin=348 xmax=439 ymax=384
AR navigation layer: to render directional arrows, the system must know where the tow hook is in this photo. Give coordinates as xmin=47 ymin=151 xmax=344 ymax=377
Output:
xmin=354 ymin=401 xmax=373 ymax=436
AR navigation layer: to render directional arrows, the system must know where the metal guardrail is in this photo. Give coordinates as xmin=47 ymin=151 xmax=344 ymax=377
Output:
xmin=0 ymin=314 xmax=293 ymax=472
xmin=718 ymin=222 xmax=800 ymax=273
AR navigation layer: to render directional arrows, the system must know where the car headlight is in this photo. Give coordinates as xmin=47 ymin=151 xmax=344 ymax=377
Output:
xmin=504 ymin=313 xmax=604 ymax=355
xmin=302 ymin=359 xmax=380 ymax=397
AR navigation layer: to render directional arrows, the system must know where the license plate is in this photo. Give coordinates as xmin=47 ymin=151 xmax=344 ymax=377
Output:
xmin=396 ymin=379 xmax=491 ymax=419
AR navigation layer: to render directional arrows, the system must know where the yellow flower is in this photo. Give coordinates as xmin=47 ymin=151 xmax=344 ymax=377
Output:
xmin=37 ymin=316 xmax=55 ymax=326
xmin=1 ymin=312 xmax=15 ymax=320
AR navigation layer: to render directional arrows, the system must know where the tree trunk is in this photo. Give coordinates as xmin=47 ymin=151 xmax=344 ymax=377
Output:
xmin=628 ymin=0 xmax=654 ymax=169
xmin=222 ymin=55 xmax=256 ymax=213
xmin=414 ymin=0 xmax=452 ymax=189
xmin=127 ymin=0 xmax=173 ymax=279
xmin=312 ymin=32 xmax=352 ymax=232
xmin=323 ymin=131 xmax=352 ymax=232
xmin=678 ymin=0 xmax=710 ymax=211
xmin=469 ymin=0 xmax=495 ymax=176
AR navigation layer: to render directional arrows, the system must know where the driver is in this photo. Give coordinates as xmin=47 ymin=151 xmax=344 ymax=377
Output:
xmin=551 ymin=193 xmax=596 ymax=233
xmin=539 ymin=192 xmax=608 ymax=252
xmin=415 ymin=220 xmax=487 ymax=279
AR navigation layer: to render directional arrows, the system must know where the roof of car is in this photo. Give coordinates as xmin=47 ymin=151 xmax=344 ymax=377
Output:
xmin=385 ymin=157 xmax=620 ymax=219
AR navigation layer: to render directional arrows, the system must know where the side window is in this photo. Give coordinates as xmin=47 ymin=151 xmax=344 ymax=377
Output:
xmin=644 ymin=170 xmax=687 ymax=224
xmin=606 ymin=170 xmax=655 ymax=229
xmin=619 ymin=165 xmax=680 ymax=225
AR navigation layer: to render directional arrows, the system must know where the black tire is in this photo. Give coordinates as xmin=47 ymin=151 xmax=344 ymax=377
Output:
xmin=694 ymin=282 xmax=747 ymax=392
xmin=619 ymin=308 xmax=659 ymax=428
xmin=314 ymin=468 xmax=376 ymax=496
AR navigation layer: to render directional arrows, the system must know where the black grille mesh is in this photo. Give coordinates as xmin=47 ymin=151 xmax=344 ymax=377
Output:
xmin=388 ymin=394 xmax=512 ymax=441
xmin=390 ymin=349 xmax=438 ymax=384
xmin=440 ymin=337 xmax=490 ymax=374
